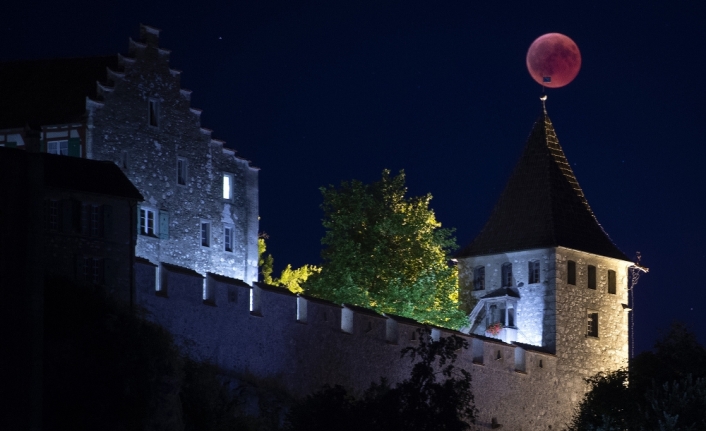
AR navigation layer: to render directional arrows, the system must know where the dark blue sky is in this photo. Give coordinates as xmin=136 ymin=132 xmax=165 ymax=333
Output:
xmin=3 ymin=0 xmax=705 ymax=353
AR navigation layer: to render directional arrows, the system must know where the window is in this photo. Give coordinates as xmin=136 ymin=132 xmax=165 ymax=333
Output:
xmin=528 ymin=260 xmax=540 ymax=284
xmin=587 ymin=311 xmax=599 ymax=337
xmin=567 ymin=260 xmax=576 ymax=285
xmin=83 ymin=257 xmax=104 ymax=285
xmin=177 ymin=157 xmax=187 ymax=185
xmin=228 ymin=288 xmax=237 ymax=303
xmin=120 ymin=151 xmax=129 ymax=170
xmin=502 ymin=262 xmax=512 ymax=287
xmin=608 ymin=270 xmax=617 ymax=294
xmin=47 ymin=140 xmax=68 ymax=155
xmin=473 ymin=266 xmax=485 ymax=291
xmin=223 ymin=173 xmax=233 ymax=200
xmin=81 ymin=203 xmax=104 ymax=237
xmin=201 ymin=222 xmax=211 ymax=247
xmin=224 ymin=225 xmax=233 ymax=252
xmin=148 ymin=99 xmax=160 ymax=127
xmin=45 ymin=200 xmax=61 ymax=231
xmin=140 ymin=208 xmax=156 ymax=236
xmin=588 ymin=265 xmax=596 ymax=290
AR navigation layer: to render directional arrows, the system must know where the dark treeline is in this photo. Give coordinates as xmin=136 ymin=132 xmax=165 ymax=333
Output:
xmin=567 ymin=323 xmax=706 ymax=431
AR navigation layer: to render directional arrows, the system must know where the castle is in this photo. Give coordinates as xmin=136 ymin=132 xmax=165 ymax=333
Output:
xmin=0 ymin=25 xmax=633 ymax=430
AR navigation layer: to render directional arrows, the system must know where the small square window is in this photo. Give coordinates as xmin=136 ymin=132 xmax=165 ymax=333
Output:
xmin=224 ymin=225 xmax=233 ymax=252
xmin=47 ymin=140 xmax=69 ymax=155
xmin=473 ymin=266 xmax=485 ymax=291
xmin=177 ymin=157 xmax=187 ymax=185
xmin=223 ymin=173 xmax=233 ymax=200
xmin=148 ymin=99 xmax=160 ymax=127
xmin=587 ymin=311 xmax=599 ymax=337
xmin=140 ymin=208 xmax=157 ymax=236
xmin=528 ymin=260 xmax=540 ymax=284
xmin=588 ymin=265 xmax=596 ymax=290
xmin=608 ymin=270 xmax=617 ymax=294
xmin=201 ymin=222 xmax=211 ymax=247
xmin=567 ymin=260 xmax=576 ymax=285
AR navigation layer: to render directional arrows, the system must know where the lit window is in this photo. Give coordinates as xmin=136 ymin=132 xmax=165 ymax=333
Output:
xmin=587 ymin=311 xmax=599 ymax=337
xmin=223 ymin=174 xmax=233 ymax=200
xmin=567 ymin=260 xmax=576 ymax=285
xmin=473 ymin=266 xmax=485 ymax=291
xmin=47 ymin=140 xmax=69 ymax=155
xmin=201 ymin=222 xmax=211 ymax=247
xmin=177 ymin=157 xmax=187 ymax=185
xmin=140 ymin=208 xmax=156 ymax=236
xmin=502 ymin=262 xmax=512 ymax=287
xmin=608 ymin=270 xmax=617 ymax=294
xmin=148 ymin=99 xmax=160 ymax=127
xmin=224 ymin=225 xmax=233 ymax=252
xmin=588 ymin=265 xmax=596 ymax=290
xmin=528 ymin=260 xmax=540 ymax=284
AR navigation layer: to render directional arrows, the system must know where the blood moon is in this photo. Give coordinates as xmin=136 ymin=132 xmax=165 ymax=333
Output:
xmin=526 ymin=33 xmax=581 ymax=88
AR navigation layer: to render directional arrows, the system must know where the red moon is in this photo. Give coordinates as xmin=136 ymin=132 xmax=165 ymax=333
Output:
xmin=526 ymin=33 xmax=581 ymax=88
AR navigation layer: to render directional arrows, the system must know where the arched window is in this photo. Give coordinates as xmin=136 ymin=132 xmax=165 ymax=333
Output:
xmin=502 ymin=263 xmax=513 ymax=287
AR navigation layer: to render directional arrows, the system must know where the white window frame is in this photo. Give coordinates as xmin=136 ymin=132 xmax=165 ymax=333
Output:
xmin=47 ymin=140 xmax=69 ymax=155
xmin=201 ymin=221 xmax=211 ymax=247
xmin=224 ymin=224 xmax=234 ymax=252
xmin=223 ymin=173 xmax=233 ymax=200
xmin=177 ymin=157 xmax=188 ymax=186
xmin=140 ymin=207 xmax=157 ymax=236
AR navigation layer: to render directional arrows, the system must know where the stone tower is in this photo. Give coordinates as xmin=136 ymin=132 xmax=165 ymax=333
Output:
xmin=457 ymin=99 xmax=632 ymax=404
xmin=86 ymin=25 xmax=259 ymax=285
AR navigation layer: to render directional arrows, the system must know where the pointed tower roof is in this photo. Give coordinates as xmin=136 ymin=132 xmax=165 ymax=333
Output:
xmin=458 ymin=99 xmax=629 ymax=261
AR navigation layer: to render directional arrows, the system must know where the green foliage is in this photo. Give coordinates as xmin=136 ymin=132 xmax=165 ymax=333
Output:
xmin=566 ymin=323 xmax=706 ymax=431
xmin=285 ymin=329 xmax=476 ymax=431
xmin=259 ymin=236 xmax=320 ymax=293
xmin=305 ymin=170 xmax=466 ymax=329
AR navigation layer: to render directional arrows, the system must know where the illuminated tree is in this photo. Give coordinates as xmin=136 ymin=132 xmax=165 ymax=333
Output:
xmin=305 ymin=170 xmax=466 ymax=329
xmin=259 ymin=236 xmax=320 ymax=294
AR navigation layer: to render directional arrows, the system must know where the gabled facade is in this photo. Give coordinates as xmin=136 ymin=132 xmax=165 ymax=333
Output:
xmin=0 ymin=25 xmax=259 ymax=286
xmin=457 ymin=99 xmax=633 ymax=394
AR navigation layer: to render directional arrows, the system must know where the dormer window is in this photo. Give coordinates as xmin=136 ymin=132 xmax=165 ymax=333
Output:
xmin=148 ymin=99 xmax=160 ymax=128
xmin=502 ymin=263 xmax=512 ymax=287
xmin=473 ymin=266 xmax=485 ymax=291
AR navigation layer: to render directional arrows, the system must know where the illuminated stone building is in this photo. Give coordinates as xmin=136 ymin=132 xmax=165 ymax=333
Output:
xmin=0 ymin=24 xmax=259 ymax=286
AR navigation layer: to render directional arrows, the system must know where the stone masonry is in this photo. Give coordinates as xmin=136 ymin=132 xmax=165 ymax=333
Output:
xmin=87 ymin=25 xmax=259 ymax=285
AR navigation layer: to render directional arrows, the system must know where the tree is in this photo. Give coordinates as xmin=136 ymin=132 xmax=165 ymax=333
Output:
xmin=259 ymin=235 xmax=320 ymax=294
xmin=285 ymin=329 xmax=477 ymax=431
xmin=305 ymin=170 xmax=467 ymax=329
xmin=566 ymin=323 xmax=706 ymax=431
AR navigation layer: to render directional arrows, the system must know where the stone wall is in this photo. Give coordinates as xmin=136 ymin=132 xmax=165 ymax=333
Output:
xmin=88 ymin=25 xmax=259 ymax=284
xmin=136 ymin=259 xmax=591 ymax=430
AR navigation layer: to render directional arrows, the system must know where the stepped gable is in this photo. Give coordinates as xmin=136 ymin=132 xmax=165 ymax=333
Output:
xmin=0 ymin=56 xmax=118 ymax=129
xmin=458 ymin=102 xmax=629 ymax=261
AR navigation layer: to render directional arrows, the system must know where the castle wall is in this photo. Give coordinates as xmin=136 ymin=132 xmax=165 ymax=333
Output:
xmin=553 ymin=247 xmax=631 ymax=404
xmin=135 ymin=260 xmax=583 ymax=430
xmin=88 ymin=26 xmax=258 ymax=284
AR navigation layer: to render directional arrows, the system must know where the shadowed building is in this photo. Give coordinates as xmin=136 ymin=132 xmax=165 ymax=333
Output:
xmin=0 ymin=24 xmax=259 ymax=289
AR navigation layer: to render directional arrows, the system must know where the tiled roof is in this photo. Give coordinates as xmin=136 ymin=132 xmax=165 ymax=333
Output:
xmin=0 ymin=56 xmax=118 ymax=129
xmin=457 ymin=106 xmax=629 ymax=261
xmin=0 ymin=147 xmax=143 ymax=201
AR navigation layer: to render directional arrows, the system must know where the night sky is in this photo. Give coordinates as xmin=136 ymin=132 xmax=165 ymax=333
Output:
xmin=3 ymin=0 xmax=705 ymax=354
